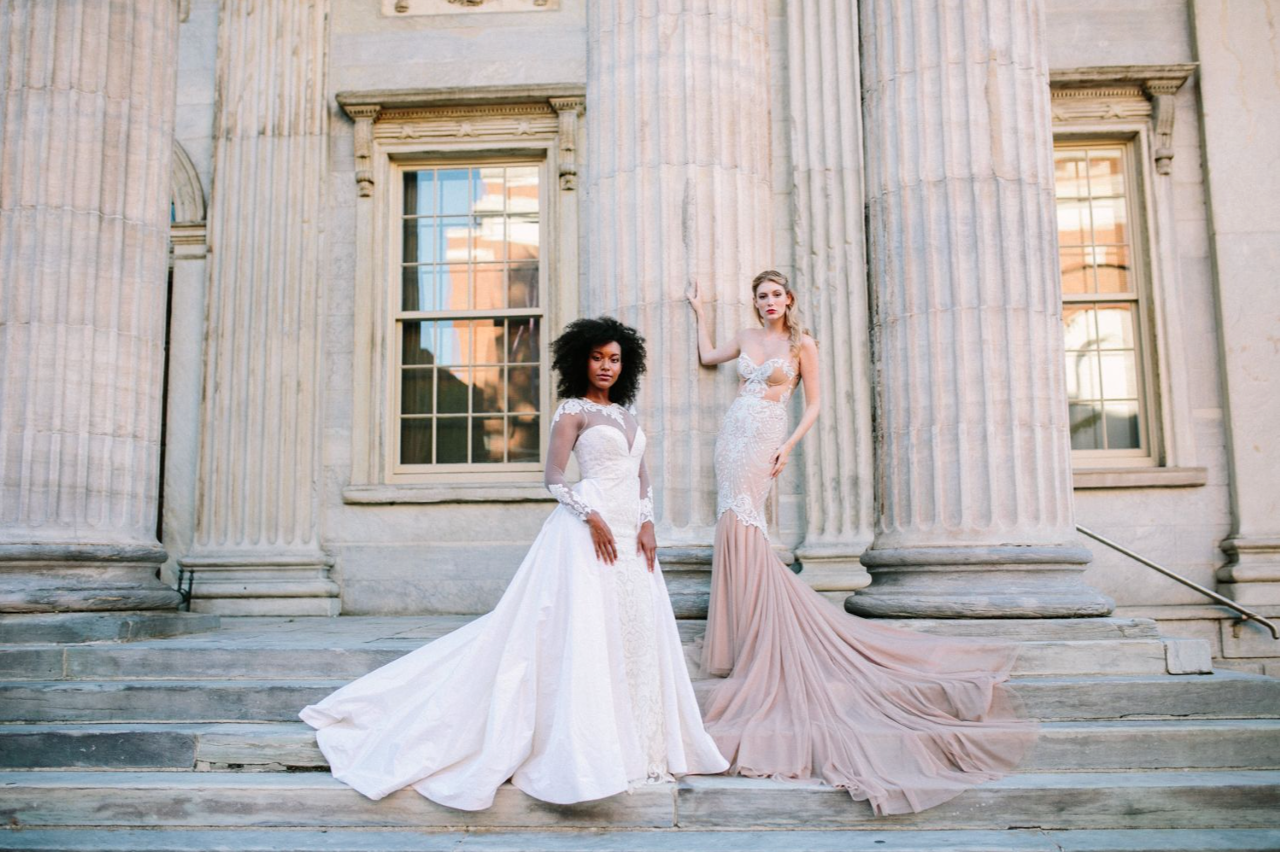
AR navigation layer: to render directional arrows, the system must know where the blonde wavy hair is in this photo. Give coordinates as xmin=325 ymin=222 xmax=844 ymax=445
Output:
xmin=751 ymin=270 xmax=808 ymax=355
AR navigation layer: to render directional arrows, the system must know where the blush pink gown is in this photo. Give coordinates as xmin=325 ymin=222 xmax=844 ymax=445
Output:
xmin=695 ymin=353 xmax=1037 ymax=816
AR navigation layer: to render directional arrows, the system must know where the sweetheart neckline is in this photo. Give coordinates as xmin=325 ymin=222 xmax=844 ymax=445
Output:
xmin=580 ymin=422 xmax=644 ymax=454
xmin=738 ymin=351 xmax=798 ymax=378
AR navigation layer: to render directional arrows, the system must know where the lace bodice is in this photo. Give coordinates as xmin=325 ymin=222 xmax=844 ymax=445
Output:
xmin=544 ymin=399 xmax=654 ymax=526
xmin=737 ymin=352 xmax=799 ymax=404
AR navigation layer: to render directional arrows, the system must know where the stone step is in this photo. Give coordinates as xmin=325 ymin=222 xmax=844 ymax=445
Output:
xmin=0 ymin=616 xmax=1192 ymax=681
xmin=2 ymin=671 xmax=1276 ymax=724
xmin=0 ymin=770 xmax=1276 ymax=831
xmin=4 ymin=718 xmax=1279 ymax=773
xmin=2 ymin=827 xmax=1279 ymax=852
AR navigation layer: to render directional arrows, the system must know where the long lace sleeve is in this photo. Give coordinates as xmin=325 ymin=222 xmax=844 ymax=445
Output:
xmin=545 ymin=402 xmax=596 ymax=522
xmin=634 ymin=407 xmax=655 ymax=525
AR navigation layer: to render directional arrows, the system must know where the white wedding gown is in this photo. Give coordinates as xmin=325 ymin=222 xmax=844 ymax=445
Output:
xmin=299 ymin=399 xmax=728 ymax=811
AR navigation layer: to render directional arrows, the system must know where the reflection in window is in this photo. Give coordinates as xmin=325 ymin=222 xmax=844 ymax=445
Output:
xmin=1054 ymin=144 xmax=1147 ymax=455
xmin=397 ymin=165 xmax=543 ymax=467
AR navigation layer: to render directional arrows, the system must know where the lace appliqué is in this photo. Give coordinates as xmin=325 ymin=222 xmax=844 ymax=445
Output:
xmin=548 ymin=483 xmax=595 ymax=521
xmin=737 ymin=353 xmax=798 ymax=404
xmin=714 ymin=378 xmax=790 ymax=535
xmin=638 ymin=485 xmax=654 ymax=525
xmin=613 ymin=550 xmax=670 ymax=785
xmin=553 ymin=397 xmax=627 ymax=428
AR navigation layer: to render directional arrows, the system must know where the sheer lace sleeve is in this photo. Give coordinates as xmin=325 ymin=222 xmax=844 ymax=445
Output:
xmin=633 ymin=406 xmax=655 ymax=525
xmin=545 ymin=401 xmax=596 ymax=522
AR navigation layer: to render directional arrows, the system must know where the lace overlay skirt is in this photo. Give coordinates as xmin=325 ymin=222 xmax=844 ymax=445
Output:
xmin=714 ymin=394 xmax=788 ymax=532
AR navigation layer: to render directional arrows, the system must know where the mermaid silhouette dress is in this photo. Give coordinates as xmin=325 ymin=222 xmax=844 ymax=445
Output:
xmin=300 ymin=398 xmax=727 ymax=811
xmin=695 ymin=352 xmax=1036 ymax=816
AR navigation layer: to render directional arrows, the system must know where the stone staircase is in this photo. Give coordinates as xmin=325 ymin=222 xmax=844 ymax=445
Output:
xmin=1 ymin=616 xmax=1278 ymax=852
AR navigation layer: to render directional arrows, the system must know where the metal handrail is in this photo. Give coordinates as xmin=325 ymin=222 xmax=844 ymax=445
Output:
xmin=1077 ymin=525 xmax=1279 ymax=640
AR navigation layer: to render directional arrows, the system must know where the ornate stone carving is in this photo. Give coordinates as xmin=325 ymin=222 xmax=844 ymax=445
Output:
xmin=347 ymin=105 xmax=381 ymax=198
xmin=550 ymin=97 xmax=584 ymax=191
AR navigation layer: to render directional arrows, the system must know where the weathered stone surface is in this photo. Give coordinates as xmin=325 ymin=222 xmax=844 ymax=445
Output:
xmin=3 ymin=828 xmax=1280 ymax=852
xmin=0 ymin=0 xmax=183 ymax=615
xmin=1014 ymin=672 xmax=1280 ymax=720
xmin=853 ymin=0 xmax=1112 ymax=618
xmin=0 ymin=613 xmax=219 ymax=646
xmin=0 ymin=726 xmax=196 ymax=770
xmin=1 ymin=770 xmax=1276 ymax=831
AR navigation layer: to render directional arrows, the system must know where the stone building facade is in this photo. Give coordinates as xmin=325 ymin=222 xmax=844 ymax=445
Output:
xmin=2 ymin=0 xmax=1277 ymax=670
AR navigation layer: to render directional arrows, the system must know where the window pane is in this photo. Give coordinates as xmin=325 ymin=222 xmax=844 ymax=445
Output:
xmin=507 ymin=215 xmax=540 ymax=261
xmin=402 ymin=321 xmax=438 ymax=366
xmin=473 ymin=417 xmax=506 ymax=463
xmin=475 ymin=167 xmax=505 ymax=215
xmin=1057 ymin=200 xmax=1091 ymax=247
xmin=1065 ymin=351 xmax=1101 ymax=401
xmin=438 ymin=368 xmax=469 ymax=414
xmin=401 ymin=369 xmax=435 ymax=414
xmin=1104 ymin=401 xmax=1141 ymax=449
xmin=1070 ymin=402 xmax=1104 ymax=450
xmin=1062 ymin=305 xmax=1097 ymax=350
xmin=436 ymin=417 xmax=468 ymax=463
xmin=1059 ymin=249 xmax=1092 ymax=295
xmin=1099 ymin=350 xmax=1139 ymax=399
xmin=508 ymin=262 xmax=539 ymax=308
xmin=1095 ymin=303 xmax=1136 ymax=349
xmin=1090 ymin=196 xmax=1128 ymax=245
xmin=508 ymin=317 xmax=540 ymax=363
xmin=508 ymin=415 xmax=540 ymax=462
xmin=403 ymin=218 xmax=439 ymax=265
xmin=1093 ymin=246 xmax=1131 ymax=294
xmin=474 ymin=263 xmax=505 ymax=310
xmin=435 ymin=322 xmax=471 ymax=366
xmin=472 ymin=367 xmax=504 ymax=414
xmin=438 ymin=168 xmax=473 ymax=216
xmin=507 ymin=166 xmax=539 ymax=214
xmin=439 ymin=217 xmax=473 ymax=264
xmin=402 ymin=266 xmax=443 ymax=312
xmin=1087 ymin=149 xmax=1126 ymax=197
xmin=474 ymin=216 xmax=505 ymax=262
xmin=400 ymin=419 xmax=433 ymax=464
xmin=508 ymin=365 xmax=539 ymax=413
xmin=1054 ymin=150 xmax=1088 ymax=199
xmin=403 ymin=171 xmax=434 ymax=216
xmin=473 ymin=318 xmax=504 ymax=364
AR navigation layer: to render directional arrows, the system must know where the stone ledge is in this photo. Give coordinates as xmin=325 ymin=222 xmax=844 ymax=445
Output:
xmin=342 ymin=483 xmax=556 ymax=505
xmin=1073 ymin=467 xmax=1208 ymax=489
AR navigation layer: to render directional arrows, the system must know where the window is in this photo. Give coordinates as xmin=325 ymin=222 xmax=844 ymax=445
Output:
xmin=1054 ymin=142 xmax=1155 ymax=465
xmin=394 ymin=163 xmax=547 ymax=472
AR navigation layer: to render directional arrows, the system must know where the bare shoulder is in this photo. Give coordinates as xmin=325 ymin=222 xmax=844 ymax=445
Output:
xmin=799 ymin=334 xmax=819 ymax=356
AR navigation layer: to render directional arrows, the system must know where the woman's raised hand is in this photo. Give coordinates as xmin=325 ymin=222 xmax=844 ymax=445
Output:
xmin=587 ymin=512 xmax=619 ymax=565
xmin=686 ymin=279 xmax=703 ymax=315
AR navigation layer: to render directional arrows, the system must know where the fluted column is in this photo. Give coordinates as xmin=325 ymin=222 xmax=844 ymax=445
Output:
xmin=180 ymin=0 xmax=338 ymax=615
xmin=786 ymin=0 xmax=874 ymax=593
xmin=584 ymin=1 xmax=773 ymax=545
xmin=849 ymin=0 xmax=1112 ymax=617
xmin=0 ymin=1 xmax=183 ymax=612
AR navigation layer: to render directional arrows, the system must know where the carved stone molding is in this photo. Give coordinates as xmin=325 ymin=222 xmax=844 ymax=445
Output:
xmin=1050 ymin=64 xmax=1196 ymax=175
xmin=549 ymin=97 xmax=584 ymax=191
xmin=346 ymin=105 xmax=381 ymax=198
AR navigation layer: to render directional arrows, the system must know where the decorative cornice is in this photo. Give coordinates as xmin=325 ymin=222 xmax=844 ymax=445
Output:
xmin=385 ymin=0 xmax=557 ymax=16
xmin=337 ymin=84 xmax=585 ymax=116
xmin=1049 ymin=64 xmax=1196 ymax=176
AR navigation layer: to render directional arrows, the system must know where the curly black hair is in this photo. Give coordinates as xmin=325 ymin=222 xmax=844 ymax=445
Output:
xmin=551 ymin=316 xmax=647 ymax=407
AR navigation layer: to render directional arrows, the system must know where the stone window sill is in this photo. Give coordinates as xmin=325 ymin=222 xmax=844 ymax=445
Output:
xmin=343 ymin=482 xmax=555 ymax=505
xmin=1072 ymin=467 xmax=1208 ymax=489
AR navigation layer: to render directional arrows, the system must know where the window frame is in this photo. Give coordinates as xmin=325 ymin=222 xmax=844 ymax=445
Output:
xmin=337 ymin=89 xmax=585 ymax=499
xmin=1054 ymin=136 xmax=1161 ymax=468
xmin=388 ymin=156 xmax=551 ymax=479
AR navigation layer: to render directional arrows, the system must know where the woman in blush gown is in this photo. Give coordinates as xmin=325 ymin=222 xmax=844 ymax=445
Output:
xmin=300 ymin=316 xmax=727 ymax=811
xmin=686 ymin=270 xmax=1036 ymax=816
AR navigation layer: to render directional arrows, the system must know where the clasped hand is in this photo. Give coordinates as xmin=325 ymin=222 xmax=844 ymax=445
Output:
xmin=587 ymin=513 xmax=656 ymax=573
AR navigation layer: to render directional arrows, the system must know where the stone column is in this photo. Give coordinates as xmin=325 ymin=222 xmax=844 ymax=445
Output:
xmin=1193 ymin=0 xmax=1280 ymax=606
xmin=180 ymin=0 xmax=339 ymax=615
xmin=785 ymin=0 xmax=874 ymax=594
xmin=849 ymin=0 xmax=1112 ymax=618
xmin=584 ymin=0 xmax=773 ymax=545
xmin=0 ymin=0 xmax=183 ymax=613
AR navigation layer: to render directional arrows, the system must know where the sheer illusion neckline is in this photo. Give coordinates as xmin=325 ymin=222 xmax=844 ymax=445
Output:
xmin=560 ymin=398 xmax=640 ymax=452
xmin=738 ymin=351 xmax=798 ymax=381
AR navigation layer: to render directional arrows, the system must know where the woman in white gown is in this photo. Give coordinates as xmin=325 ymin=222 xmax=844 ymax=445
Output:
xmin=300 ymin=317 xmax=728 ymax=811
